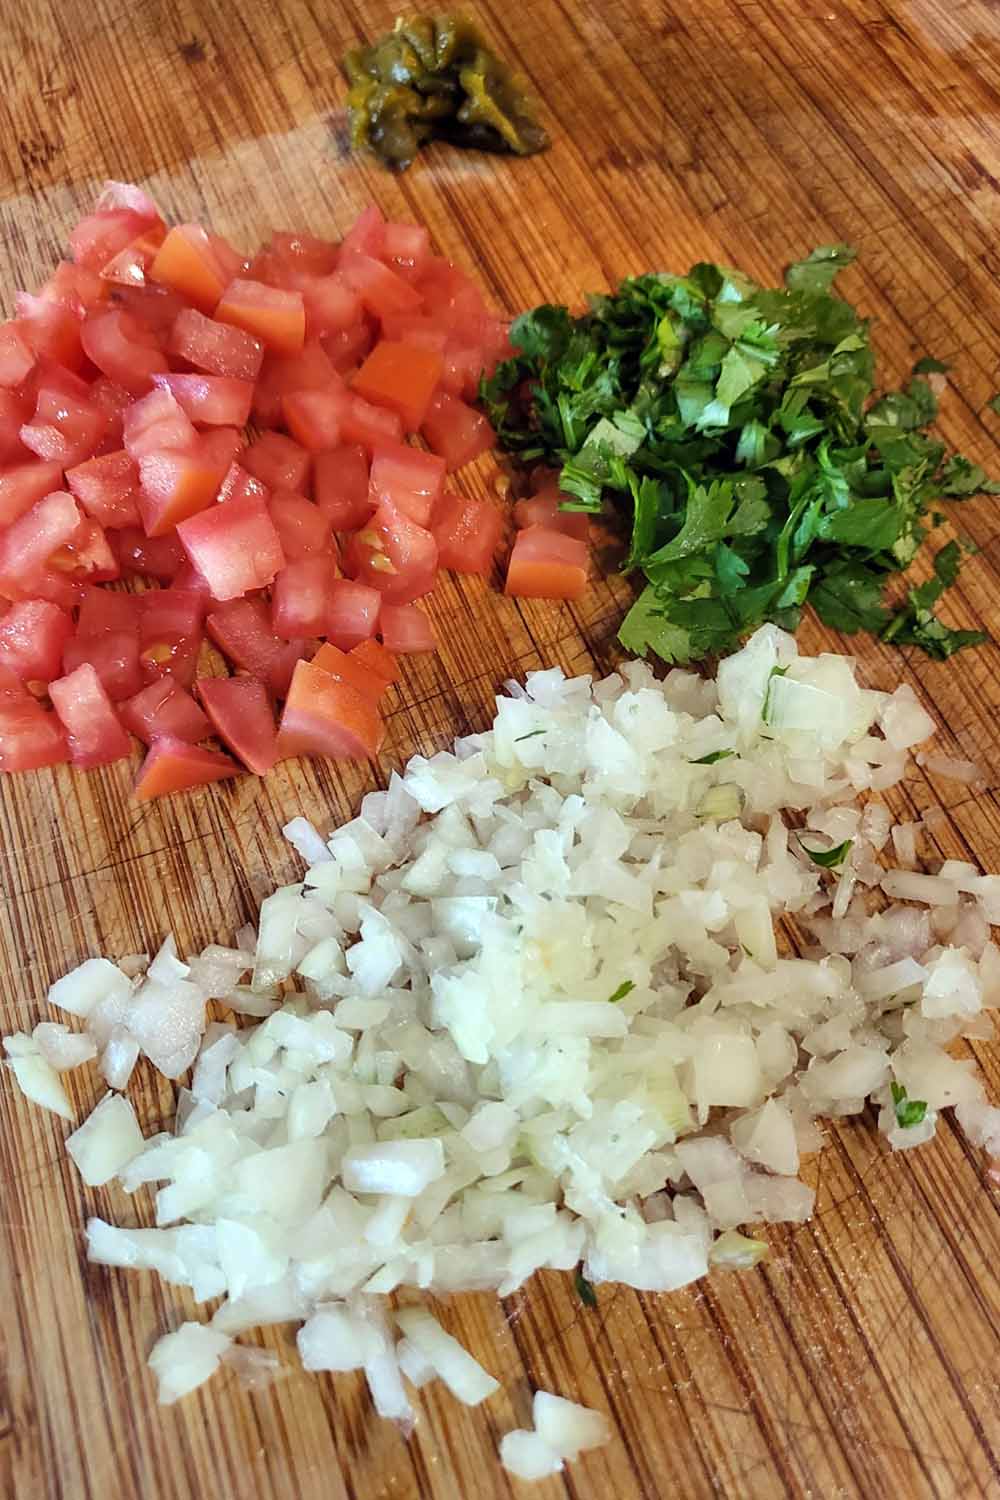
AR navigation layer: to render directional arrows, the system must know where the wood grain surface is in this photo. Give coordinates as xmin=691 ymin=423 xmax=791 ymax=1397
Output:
xmin=1 ymin=1 xmax=999 ymax=1496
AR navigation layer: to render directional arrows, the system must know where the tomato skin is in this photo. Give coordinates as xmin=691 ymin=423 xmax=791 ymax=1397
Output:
xmin=196 ymin=675 xmax=278 ymax=774
xmin=313 ymin=444 xmax=373 ymax=531
xmin=505 ymin=525 xmax=589 ymax=600
xmin=0 ymin=599 xmax=73 ymax=683
xmin=368 ymin=439 xmax=445 ymax=527
xmin=513 ymin=490 xmax=590 ymax=541
xmin=268 ymin=490 xmax=333 ymax=561
xmin=206 ymin=598 xmax=305 ymax=696
xmin=379 ymin=602 xmax=436 ymax=654
xmin=352 ymin=341 xmax=444 ymax=433
xmin=0 ymin=490 xmax=83 ymax=591
xmin=310 ymin=640 xmax=387 ymax=702
xmin=243 ymin=431 xmax=311 ymax=494
xmin=177 ymin=494 xmax=285 ymax=600
xmin=112 ymin=527 xmax=185 ymax=581
xmin=216 ymin=278 xmax=306 ymax=356
xmin=118 ymin=678 xmax=210 ymax=745
xmin=342 ymin=500 xmax=438 ymax=604
xmin=271 ymin=555 xmax=339 ymax=639
xmin=168 ymin=308 xmax=264 ymax=382
xmin=432 ymin=492 xmax=504 ymax=574
xmin=0 ymin=461 xmax=66 ymax=529
xmin=278 ymin=657 xmax=384 ymax=761
xmin=134 ymin=733 xmax=241 ymax=800
xmin=49 ymin=662 xmax=132 ymax=767
xmin=347 ymin=637 xmax=398 ymax=690
xmin=80 ymin=310 xmax=168 ymax=395
xmin=325 ymin=578 xmax=381 ymax=651
xmin=136 ymin=445 xmax=222 ymax=536
xmin=149 ymin=224 xmax=231 ymax=313
xmin=150 ymin=372 xmax=253 ymax=428
xmin=0 ymin=693 xmax=68 ymax=770
xmin=421 ymin=391 xmax=495 ymax=471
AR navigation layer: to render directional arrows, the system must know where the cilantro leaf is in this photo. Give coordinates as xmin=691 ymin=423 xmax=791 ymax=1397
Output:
xmin=881 ymin=541 xmax=988 ymax=659
xmin=691 ymin=749 xmax=735 ymax=764
xmin=607 ymin=980 xmax=635 ymax=1003
xmin=798 ymin=835 xmax=853 ymax=868
xmin=891 ymin=1082 xmax=928 ymax=1129
xmin=574 ymin=1270 xmax=598 ymax=1307
xmin=988 ymin=394 xmax=1000 ymax=416
xmin=618 ymin=585 xmax=695 ymax=663
xmin=912 ymin=356 xmax=949 ymax=375
xmin=785 ymin=244 xmax=857 ymax=294
xmin=810 ymin=559 xmax=891 ymax=634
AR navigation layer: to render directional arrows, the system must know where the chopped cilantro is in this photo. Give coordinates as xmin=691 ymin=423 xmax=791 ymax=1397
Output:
xmin=912 ymin=356 xmax=949 ymax=375
xmin=797 ymin=834 xmax=853 ymax=869
xmin=574 ymin=1270 xmax=598 ymax=1307
xmin=761 ymin=665 xmax=788 ymax=723
xmin=891 ymin=1081 xmax=928 ymax=1129
xmin=606 ymin=980 xmax=635 ymax=1003
xmin=881 ymin=541 xmax=988 ymax=659
xmin=988 ymin=394 xmax=1000 ymax=416
xmin=692 ymin=749 xmax=735 ymax=764
xmin=514 ymin=730 xmax=546 ymax=742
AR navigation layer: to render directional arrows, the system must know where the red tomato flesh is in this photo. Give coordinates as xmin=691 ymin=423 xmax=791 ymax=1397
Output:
xmin=134 ymin=734 xmax=241 ymax=800
xmin=112 ymin=527 xmax=185 ymax=580
xmin=21 ymin=385 xmax=108 ymax=468
xmin=80 ymin=309 xmax=168 ymax=395
xmin=123 ymin=386 xmax=198 ymax=460
xmin=325 ymin=578 xmax=381 ymax=651
xmin=382 ymin=222 xmax=431 ymax=280
xmin=505 ymin=525 xmax=589 ymax=600
xmin=49 ymin=662 xmax=132 ymax=768
xmin=0 ymin=323 xmax=36 ymax=388
xmin=0 ymin=490 xmax=83 ymax=592
xmin=379 ymin=602 xmax=436 ymax=654
xmin=0 ymin=599 xmax=73 ymax=683
xmin=216 ymin=279 xmax=305 ymax=356
xmin=310 ymin=641 xmax=385 ymax=702
xmin=138 ymin=587 xmax=207 ymax=643
xmin=271 ymin=555 xmax=339 ymax=639
xmin=168 ymin=308 xmax=264 ymax=382
xmin=352 ymin=341 xmax=444 ymax=433
xmin=0 ymin=693 xmax=68 ymax=770
xmin=243 ymin=431 xmax=311 ymax=493
xmin=0 ymin=461 xmax=66 ymax=529
xmin=339 ymin=254 xmax=422 ymax=321
xmin=342 ymin=500 xmax=438 ymax=604
xmin=282 ymin=389 xmax=342 ymax=453
xmin=279 ymin=658 xmax=384 ymax=762
xmin=177 ymin=494 xmax=285 ymax=600
xmin=432 ymin=492 xmax=504 ymax=574
xmin=268 ymin=490 xmax=333 ymax=561
xmin=251 ymin=340 xmax=338 ymax=427
xmin=368 ymin=439 xmax=445 ymax=526
xmin=66 ymin=450 xmax=142 ymax=530
xmin=63 ymin=630 xmax=143 ymax=702
xmin=513 ymin=489 xmax=591 ymax=541
xmin=300 ymin=275 xmax=361 ymax=339
xmin=348 ymin=637 xmax=399 ymax=691
xmin=137 ymin=434 xmax=231 ymax=537
xmin=77 ymin=584 xmax=137 ymax=636
xmin=196 ymin=675 xmax=278 ymax=774
xmin=314 ymin=445 xmax=373 ymax=532
xmin=206 ymin=598 xmax=305 ymax=696
xmin=151 ymin=372 xmax=253 ymax=428
xmin=421 ymin=391 xmax=495 ymax=472
xmin=118 ymin=678 xmax=210 ymax=745
xmin=267 ymin=230 xmax=339 ymax=276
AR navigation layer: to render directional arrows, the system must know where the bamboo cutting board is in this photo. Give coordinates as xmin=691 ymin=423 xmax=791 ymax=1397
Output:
xmin=1 ymin=1 xmax=999 ymax=1496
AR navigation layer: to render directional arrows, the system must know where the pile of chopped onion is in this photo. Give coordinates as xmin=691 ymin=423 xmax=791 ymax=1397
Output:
xmin=4 ymin=623 xmax=1000 ymax=1477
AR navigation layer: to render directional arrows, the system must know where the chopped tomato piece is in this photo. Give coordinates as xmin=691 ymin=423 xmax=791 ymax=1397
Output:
xmin=513 ymin=490 xmax=590 ymax=541
xmin=0 ymin=323 xmax=35 ymax=388
xmin=505 ymin=525 xmax=589 ymax=600
xmin=49 ymin=663 xmax=131 ymax=768
xmin=94 ymin=181 xmax=164 ymax=223
xmin=267 ymin=229 xmax=340 ymax=276
xmin=77 ymin=586 xmax=136 ymax=636
xmin=206 ymin=598 xmax=304 ymax=695
xmin=66 ymin=450 xmax=141 ymax=530
xmin=39 ymin=260 xmax=109 ymax=315
xmin=138 ymin=633 xmax=201 ymax=690
xmin=0 ymin=461 xmax=66 ymax=529
xmin=432 ymin=491 xmax=504 ymax=574
xmin=217 ymin=461 xmax=269 ymax=507
xmin=15 ymin=294 xmax=85 ymax=373
xmin=310 ymin=641 xmax=385 ymax=702
xmin=322 ymin=322 xmax=374 ymax=374
xmin=99 ymin=225 xmax=168 ymax=287
xmin=123 ymin=387 xmax=198 ymax=460
xmin=368 ymin=439 xmax=445 ymax=526
xmin=168 ymin=308 xmax=264 ymax=382
xmin=137 ymin=431 xmax=233 ymax=536
xmin=216 ymin=279 xmax=305 ymax=355
xmin=418 ymin=260 xmax=488 ymax=339
xmin=352 ymin=341 xmax=444 ymax=432
xmin=0 ymin=599 xmax=73 ymax=683
xmin=282 ymin=389 xmax=342 ymax=452
xmin=112 ymin=527 xmax=185 ymax=581
xmin=339 ymin=254 xmax=422 ymax=321
xmin=70 ymin=208 xmax=154 ymax=273
xmin=177 ymin=494 xmax=285 ymax=600
xmin=243 ymin=431 xmax=311 ymax=493
xmin=382 ymin=222 xmax=431 ymax=280
xmin=89 ymin=378 xmax=131 ymax=447
xmin=379 ymin=602 xmax=436 ymax=654
xmin=326 ymin=579 xmax=381 ymax=651
xmin=300 ymin=275 xmax=361 ymax=339
xmin=138 ymin=588 xmax=206 ymax=644
xmin=439 ymin=343 xmax=484 ymax=400
xmin=421 ymin=391 xmax=495 ymax=471
xmin=110 ymin=283 xmax=187 ymax=341
xmin=252 ymin=339 xmax=339 ymax=426
xmin=348 ymin=637 xmax=399 ymax=691
xmin=48 ymin=517 xmax=119 ymax=584
xmin=482 ymin=318 xmax=514 ymax=371
xmin=151 ymin=372 xmax=253 ymax=428
xmin=279 ymin=658 xmax=383 ymax=761
xmin=314 ymin=444 xmax=373 ymax=532
xmin=80 ymin=310 xmax=167 ymax=395
xmin=149 ymin=224 xmax=232 ymax=313
xmin=196 ymin=675 xmax=278 ymax=774
xmin=118 ymin=677 xmax=209 ymax=745
xmin=340 ymin=391 xmax=403 ymax=451
xmin=63 ymin=631 xmax=142 ymax=702
xmin=342 ymin=500 xmax=438 ymax=604
xmin=272 ymin=555 xmax=339 ymax=639
xmin=134 ymin=734 xmax=241 ymax=800
xmin=21 ymin=383 xmax=108 ymax=468
xmin=0 ymin=694 xmax=68 ymax=770
xmin=341 ymin=205 xmax=386 ymax=260
xmin=269 ymin=491 xmax=333 ymax=561
xmin=0 ymin=490 xmax=83 ymax=592
xmin=0 ymin=390 xmax=32 ymax=465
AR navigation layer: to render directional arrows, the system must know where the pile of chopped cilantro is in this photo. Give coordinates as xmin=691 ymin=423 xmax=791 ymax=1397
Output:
xmin=480 ymin=246 xmax=996 ymax=663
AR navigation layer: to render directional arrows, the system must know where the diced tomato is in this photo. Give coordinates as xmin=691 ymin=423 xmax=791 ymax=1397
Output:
xmin=352 ymin=340 xmax=444 ymax=433
xmin=300 ymin=274 xmax=362 ymax=339
xmin=110 ymin=284 xmax=187 ymax=341
xmin=80 ymin=310 xmax=167 ymax=395
xmin=66 ymin=449 xmax=141 ymax=530
xmin=216 ymin=279 xmax=305 ymax=355
xmin=348 ymin=637 xmax=399 ymax=690
xmin=112 ymin=527 xmax=185 ymax=580
xmin=196 ymin=675 xmax=278 ymax=774
xmin=15 ymin=294 xmax=85 ymax=373
xmin=0 ymin=461 xmax=66 ymax=529
xmin=505 ymin=525 xmax=589 ymax=600
xmin=322 ymin=322 xmax=375 ymax=374
xmin=217 ymin=461 xmax=269 ymax=507
xmin=341 ymin=205 xmax=386 ymax=261
xmin=137 ymin=431 xmax=231 ymax=536
xmin=89 ymin=378 xmax=132 ymax=448
xmin=49 ymin=663 xmax=131 ymax=768
xmin=482 ymin=318 xmax=514 ymax=371
xmin=252 ymin=340 xmax=339 ymax=426
xmin=48 ymin=516 xmax=119 ymax=584
xmin=21 ymin=570 xmax=85 ymax=610
xmin=138 ymin=632 xmax=200 ymax=690
xmin=325 ymin=578 xmax=381 ymax=650
xmin=206 ymin=598 xmax=304 ymax=695
xmin=123 ymin=386 xmax=198 ymax=460
xmin=421 ymin=391 xmax=495 ymax=472
xmin=94 ymin=181 xmax=164 ymax=223
xmin=0 ymin=693 xmax=68 ymax=770
xmin=418 ymin=260 xmax=488 ymax=340
xmin=207 ymin=231 xmax=247 ymax=283
xmin=150 ymin=372 xmax=253 ymax=428
xmin=513 ymin=490 xmax=590 ymax=542
xmin=0 ymin=390 xmax=32 ymax=465
xmin=268 ymin=230 xmax=340 ymax=276
xmin=63 ymin=630 xmax=142 ymax=702
xmin=21 ymin=383 xmax=108 ymax=468
xmin=271 ymin=555 xmax=339 ymax=638
xmin=177 ymin=494 xmax=285 ymax=600
xmin=368 ymin=440 xmax=445 ymax=526
xmin=382 ymin=222 xmax=431 ymax=280
xmin=70 ymin=208 xmax=154 ymax=273
xmin=118 ymin=678 xmax=210 ymax=745
xmin=380 ymin=314 xmax=449 ymax=352
xmin=278 ymin=657 xmax=383 ymax=762
xmin=170 ymin=561 xmax=214 ymax=597
xmin=149 ymin=224 xmax=232 ymax=313
xmin=0 ymin=490 xmax=82 ymax=591
xmin=314 ymin=444 xmax=373 ymax=531
xmin=0 ymin=323 xmax=35 ymax=388
xmin=99 ymin=225 xmax=167 ymax=287
xmin=342 ymin=392 xmax=404 ymax=451
xmin=282 ymin=389 xmax=342 ymax=453
xmin=379 ymin=602 xmax=436 ymax=654
xmin=77 ymin=585 xmax=137 ymax=636
xmin=0 ymin=599 xmax=73 ymax=683
xmin=243 ymin=431 xmax=311 ymax=493
xmin=39 ymin=261 xmax=110 ymax=316
xmin=431 ymin=492 xmax=504 ymax=574
xmin=269 ymin=490 xmax=332 ymax=561
xmin=168 ymin=308 xmax=264 ymax=382
xmin=439 ymin=343 xmax=484 ymax=400
xmin=339 ymin=254 xmax=422 ymax=322
xmin=134 ymin=734 xmax=241 ymax=800
xmin=138 ymin=587 xmax=206 ymax=644
xmin=310 ymin=641 xmax=384 ymax=702
xmin=342 ymin=500 xmax=438 ymax=604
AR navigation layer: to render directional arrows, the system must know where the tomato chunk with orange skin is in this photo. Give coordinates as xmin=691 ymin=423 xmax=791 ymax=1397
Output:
xmin=80 ymin=310 xmax=168 ymax=396
xmin=134 ymin=733 xmax=241 ymax=800
xmin=0 ymin=599 xmax=73 ymax=684
xmin=66 ymin=450 xmax=141 ymax=530
xmin=342 ymin=500 xmax=438 ymax=604
xmin=268 ymin=491 xmax=333 ymax=562
xmin=368 ymin=439 xmax=445 ymax=527
xmin=279 ymin=658 xmax=384 ymax=762
xmin=347 ymin=637 xmax=398 ymax=690
xmin=314 ymin=445 xmax=372 ymax=532
xmin=282 ymin=389 xmax=343 ymax=453
xmin=150 ymin=225 xmax=232 ymax=314
xmin=0 ymin=693 xmax=68 ymax=771
xmin=216 ymin=279 xmax=305 ymax=356
xmin=326 ymin=579 xmax=380 ymax=651
xmin=112 ymin=527 xmax=185 ymax=581
xmin=50 ymin=660 xmax=132 ymax=767
xmin=299 ymin=275 xmax=361 ymax=339
xmin=63 ymin=630 xmax=142 ymax=703
xmin=196 ymin=675 xmax=278 ymax=775
xmin=168 ymin=308 xmax=264 ymax=382
xmin=0 ymin=461 xmax=66 ymax=529
xmin=137 ymin=434 xmax=230 ymax=537
xmin=243 ymin=431 xmax=311 ymax=494
xmin=432 ymin=492 xmax=504 ymax=574
xmin=513 ymin=488 xmax=590 ymax=542
xmin=272 ymin=555 xmax=339 ymax=639
xmin=151 ymin=372 xmax=253 ymax=428
xmin=309 ymin=640 xmax=387 ymax=703
xmin=505 ymin=525 xmax=589 ymax=600
xmin=421 ymin=391 xmax=495 ymax=472
xmin=0 ymin=490 xmax=83 ymax=593
xmin=339 ymin=253 xmax=422 ymax=321
xmin=118 ymin=678 xmax=210 ymax=745
xmin=177 ymin=494 xmax=285 ymax=600
xmin=206 ymin=598 xmax=305 ymax=696
xmin=352 ymin=341 xmax=444 ymax=433
xmin=379 ymin=602 xmax=436 ymax=655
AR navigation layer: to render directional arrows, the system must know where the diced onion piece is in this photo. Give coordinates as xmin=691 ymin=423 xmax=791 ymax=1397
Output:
xmin=66 ymin=1093 xmax=144 ymax=1185
xmin=148 ymin=1322 xmax=231 ymax=1404
xmin=395 ymin=1306 xmax=499 ymax=1405
xmin=532 ymin=1391 xmax=612 ymax=1459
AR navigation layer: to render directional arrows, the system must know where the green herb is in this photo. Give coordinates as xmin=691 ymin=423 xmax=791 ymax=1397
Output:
xmin=574 ymin=1270 xmax=598 ymax=1307
xmin=606 ymin=980 xmax=635 ymax=1003
xmin=891 ymin=1081 xmax=928 ymax=1128
xmin=912 ymin=356 xmax=949 ymax=375
xmin=761 ymin=665 xmax=788 ymax=723
xmin=798 ymin=834 xmax=853 ymax=868
xmin=481 ymin=251 xmax=994 ymax=664
xmin=881 ymin=540 xmax=987 ymax=659
xmin=692 ymin=749 xmax=735 ymax=764
xmin=514 ymin=729 xmax=546 ymax=742
xmin=342 ymin=14 xmax=548 ymax=171
xmin=988 ymin=394 xmax=1000 ymax=416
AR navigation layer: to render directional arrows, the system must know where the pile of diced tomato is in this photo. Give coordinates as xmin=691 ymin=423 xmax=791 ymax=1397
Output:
xmin=0 ymin=181 xmax=588 ymax=799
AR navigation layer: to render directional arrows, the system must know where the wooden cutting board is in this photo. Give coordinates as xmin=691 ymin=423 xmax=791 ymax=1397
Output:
xmin=1 ymin=1 xmax=999 ymax=1495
